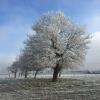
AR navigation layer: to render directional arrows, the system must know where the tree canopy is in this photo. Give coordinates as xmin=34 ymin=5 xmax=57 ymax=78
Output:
xmin=24 ymin=11 xmax=90 ymax=81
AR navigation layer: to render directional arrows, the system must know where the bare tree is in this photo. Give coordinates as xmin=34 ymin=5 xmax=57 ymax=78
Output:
xmin=24 ymin=11 xmax=90 ymax=81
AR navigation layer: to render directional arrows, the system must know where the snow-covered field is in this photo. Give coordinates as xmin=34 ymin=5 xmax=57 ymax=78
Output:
xmin=1 ymin=73 xmax=100 ymax=80
xmin=37 ymin=74 xmax=100 ymax=80
xmin=0 ymin=74 xmax=100 ymax=100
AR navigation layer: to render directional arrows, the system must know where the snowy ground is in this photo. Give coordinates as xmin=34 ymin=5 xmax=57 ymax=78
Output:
xmin=0 ymin=74 xmax=100 ymax=100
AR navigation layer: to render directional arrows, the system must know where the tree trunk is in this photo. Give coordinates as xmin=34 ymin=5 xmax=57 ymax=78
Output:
xmin=24 ymin=69 xmax=28 ymax=78
xmin=52 ymin=63 xmax=61 ymax=82
xmin=14 ymin=72 xmax=16 ymax=78
xmin=8 ymin=73 xmax=10 ymax=78
xmin=34 ymin=70 xmax=39 ymax=79
xmin=59 ymin=71 xmax=61 ymax=77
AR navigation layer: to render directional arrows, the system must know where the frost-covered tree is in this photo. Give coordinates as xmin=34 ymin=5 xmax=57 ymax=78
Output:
xmin=8 ymin=61 xmax=18 ymax=78
xmin=18 ymin=48 xmax=42 ymax=78
xmin=18 ymin=50 xmax=31 ymax=78
xmin=7 ymin=66 xmax=12 ymax=78
xmin=25 ymin=11 xmax=90 ymax=81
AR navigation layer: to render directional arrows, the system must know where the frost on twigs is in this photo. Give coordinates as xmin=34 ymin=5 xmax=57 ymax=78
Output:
xmin=27 ymin=11 xmax=90 ymax=69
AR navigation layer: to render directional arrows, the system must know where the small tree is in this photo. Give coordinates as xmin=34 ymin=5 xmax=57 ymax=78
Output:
xmin=7 ymin=66 xmax=11 ymax=78
xmin=18 ymin=51 xmax=31 ymax=78
xmin=24 ymin=11 xmax=90 ymax=81
xmin=8 ymin=61 xmax=18 ymax=78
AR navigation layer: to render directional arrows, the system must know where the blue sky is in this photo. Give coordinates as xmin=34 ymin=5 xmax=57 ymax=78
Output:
xmin=0 ymin=0 xmax=100 ymax=70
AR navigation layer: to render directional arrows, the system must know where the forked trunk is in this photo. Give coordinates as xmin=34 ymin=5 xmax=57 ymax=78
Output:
xmin=52 ymin=63 xmax=61 ymax=82
xmin=34 ymin=70 xmax=39 ymax=79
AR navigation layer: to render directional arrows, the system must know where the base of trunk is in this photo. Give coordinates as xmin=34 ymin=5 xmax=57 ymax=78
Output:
xmin=14 ymin=72 xmax=16 ymax=78
xmin=24 ymin=69 xmax=28 ymax=78
xmin=52 ymin=63 xmax=61 ymax=82
xmin=34 ymin=70 xmax=39 ymax=79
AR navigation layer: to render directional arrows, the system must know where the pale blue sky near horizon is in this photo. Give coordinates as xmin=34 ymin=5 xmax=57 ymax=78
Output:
xmin=0 ymin=0 xmax=100 ymax=70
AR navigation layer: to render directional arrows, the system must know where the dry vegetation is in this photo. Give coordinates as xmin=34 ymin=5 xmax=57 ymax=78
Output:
xmin=0 ymin=78 xmax=100 ymax=100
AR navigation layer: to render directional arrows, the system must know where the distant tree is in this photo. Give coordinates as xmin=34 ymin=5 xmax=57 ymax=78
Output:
xmin=58 ymin=71 xmax=62 ymax=77
xmin=33 ymin=68 xmax=43 ymax=79
xmin=8 ymin=61 xmax=18 ymax=78
xmin=7 ymin=66 xmax=11 ymax=78
xmin=18 ymin=50 xmax=31 ymax=78
xmin=24 ymin=11 xmax=90 ymax=81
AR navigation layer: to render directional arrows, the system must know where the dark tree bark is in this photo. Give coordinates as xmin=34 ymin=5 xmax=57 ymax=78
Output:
xmin=59 ymin=71 xmax=61 ymax=77
xmin=24 ymin=69 xmax=28 ymax=78
xmin=34 ymin=70 xmax=39 ymax=79
xmin=52 ymin=63 xmax=61 ymax=82
xmin=14 ymin=72 xmax=17 ymax=78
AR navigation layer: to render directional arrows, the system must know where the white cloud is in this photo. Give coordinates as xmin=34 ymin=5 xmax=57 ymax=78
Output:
xmin=0 ymin=53 xmax=16 ymax=72
xmin=83 ymin=32 xmax=100 ymax=70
